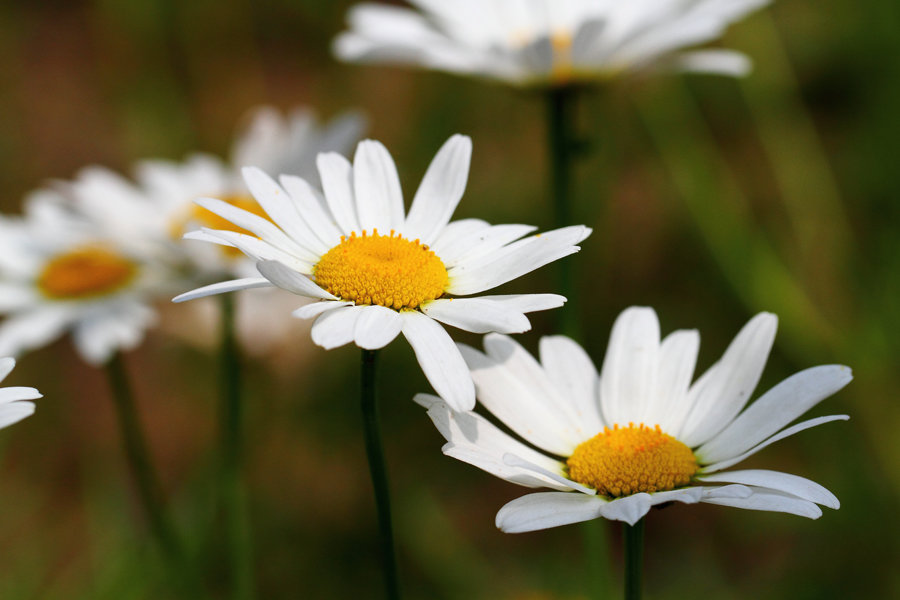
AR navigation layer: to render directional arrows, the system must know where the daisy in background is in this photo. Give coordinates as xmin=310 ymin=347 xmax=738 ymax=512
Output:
xmin=0 ymin=358 xmax=40 ymax=430
xmin=416 ymin=306 xmax=851 ymax=531
xmin=0 ymin=189 xmax=176 ymax=365
xmin=174 ymin=134 xmax=591 ymax=411
xmin=334 ymin=0 xmax=771 ymax=87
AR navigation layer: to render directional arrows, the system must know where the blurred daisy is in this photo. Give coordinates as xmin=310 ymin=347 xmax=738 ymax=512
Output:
xmin=0 ymin=191 xmax=173 ymax=365
xmin=416 ymin=307 xmax=851 ymax=531
xmin=136 ymin=106 xmax=366 ymax=280
xmin=174 ymin=134 xmax=591 ymax=410
xmin=0 ymin=358 xmax=39 ymax=430
xmin=334 ymin=0 xmax=770 ymax=86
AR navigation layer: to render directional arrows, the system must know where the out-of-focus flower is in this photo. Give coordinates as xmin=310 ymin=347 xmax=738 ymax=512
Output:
xmin=0 ymin=192 xmax=174 ymax=364
xmin=175 ymin=134 xmax=590 ymax=410
xmin=0 ymin=358 xmax=39 ymax=429
xmin=417 ymin=307 xmax=851 ymax=531
xmin=334 ymin=0 xmax=769 ymax=86
xmin=137 ymin=106 xmax=366 ymax=280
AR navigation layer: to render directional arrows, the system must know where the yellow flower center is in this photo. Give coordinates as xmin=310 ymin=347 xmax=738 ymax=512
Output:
xmin=171 ymin=194 xmax=270 ymax=259
xmin=550 ymin=30 xmax=574 ymax=82
xmin=566 ymin=424 xmax=698 ymax=497
xmin=314 ymin=230 xmax=447 ymax=310
xmin=37 ymin=246 xmax=138 ymax=300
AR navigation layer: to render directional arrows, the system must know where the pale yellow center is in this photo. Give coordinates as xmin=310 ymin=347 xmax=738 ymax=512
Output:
xmin=171 ymin=194 xmax=270 ymax=258
xmin=37 ymin=246 xmax=138 ymax=300
xmin=314 ymin=229 xmax=447 ymax=310
xmin=567 ymin=423 xmax=698 ymax=497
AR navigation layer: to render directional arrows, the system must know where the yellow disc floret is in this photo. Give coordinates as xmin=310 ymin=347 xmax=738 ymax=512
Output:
xmin=567 ymin=423 xmax=698 ymax=497
xmin=171 ymin=194 xmax=270 ymax=259
xmin=37 ymin=246 xmax=138 ymax=300
xmin=314 ymin=229 xmax=447 ymax=310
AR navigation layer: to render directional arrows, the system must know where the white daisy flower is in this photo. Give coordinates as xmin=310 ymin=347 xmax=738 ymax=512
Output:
xmin=334 ymin=0 xmax=770 ymax=87
xmin=416 ymin=306 xmax=852 ymax=531
xmin=0 ymin=358 xmax=40 ymax=430
xmin=0 ymin=191 xmax=172 ymax=365
xmin=136 ymin=106 xmax=366 ymax=280
xmin=174 ymin=134 xmax=591 ymax=411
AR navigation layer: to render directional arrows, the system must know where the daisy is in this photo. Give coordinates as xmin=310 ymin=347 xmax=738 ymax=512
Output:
xmin=416 ymin=306 xmax=852 ymax=531
xmin=0 ymin=190 xmax=174 ymax=365
xmin=136 ymin=106 xmax=366 ymax=280
xmin=174 ymin=134 xmax=591 ymax=411
xmin=0 ymin=358 xmax=40 ymax=430
xmin=334 ymin=0 xmax=770 ymax=87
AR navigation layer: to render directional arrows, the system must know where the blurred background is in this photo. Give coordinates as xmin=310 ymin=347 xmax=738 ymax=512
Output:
xmin=1 ymin=0 xmax=898 ymax=598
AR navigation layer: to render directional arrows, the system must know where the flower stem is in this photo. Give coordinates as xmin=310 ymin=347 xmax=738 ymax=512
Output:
xmin=219 ymin=294 xmax=255 ymax=599
xmin=546 ymin=85 xmax=582 ymax=340
xmin=360 ymin=349 xmax=401 ymax=599
xmin=104 ymin=352 xmax=182 ymax=564
xmin=623 ymin=519 xmax=645 ymax=600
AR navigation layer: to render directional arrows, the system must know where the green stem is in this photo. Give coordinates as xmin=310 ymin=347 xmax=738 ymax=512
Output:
xmin=105 ymin=352 xmax=182 ymax=563
xmin=546 ymin=86 xmax=582 ymax=340
xmin=623 ymin=519 xmax=645 ymax=600
xmin=360 ymin=349 xmax=400 ymax=600
xmin=219 ymin=294 xmax=255 ymax=599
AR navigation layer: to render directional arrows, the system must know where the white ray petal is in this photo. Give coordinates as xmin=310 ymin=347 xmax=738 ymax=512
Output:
xmin=317 ymin=152 xmax=360 ymax=235
xmin=421 ymin=298 xmax=531 ymax=334
xmin=353 ymin=140 xmax=405 ymax=233
xmin=353 ymin=305 xmax=403 ymax=350
xmin=257 ymin=260 xmax=337 ymax=300
xmin=696 ymin=470 xmax=839 ymax=509
xmin=401 ymin=310 xmax=474 ymax=411
xmin=700 ymin=489 xmax=823 ymax=519
xmin=292 ymin=300 xmax=353 ymax=320
xmin=173 ymin=278 xmax=274 ymax=303
xmin=540 ymin=335 xmax=605 ymax=438
xmin=310 ymin=305 xmax=362 ymax=350
xmin=496 ymin=492 xmax=609 ymax=533
xmin=599 ymin=307 xmax=660 ymax=427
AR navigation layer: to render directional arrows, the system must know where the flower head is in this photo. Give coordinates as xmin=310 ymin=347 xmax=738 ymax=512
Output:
xmin=416 ymin=307 xmax=851 ymax=531
xmin=334 ymin=0 xmax=770 ymax=87
xmin=0 ymin=357 xmax=39 ymax=430
xmin=174 ymin=135 xmax=591 ymax=410
xmin=0 ymin=191 xmax=172 ymax=364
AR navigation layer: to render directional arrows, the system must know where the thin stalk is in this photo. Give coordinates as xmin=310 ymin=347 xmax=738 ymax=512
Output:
xmin=105 ymin=352 xmax=182 ymax=563
xmin=219 ymin=294 xmax=255 ymax=599
xmin=546 ymin=86 xmax=582 ymax=340
xmin=623 ymin=519 xmax=645 ymax=600
xmin=360 ymin=349 xmax=400 ymax=600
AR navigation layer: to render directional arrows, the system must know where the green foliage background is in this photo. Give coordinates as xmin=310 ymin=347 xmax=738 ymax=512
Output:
xmin=0 ymin=1 xmax=897 ymax=598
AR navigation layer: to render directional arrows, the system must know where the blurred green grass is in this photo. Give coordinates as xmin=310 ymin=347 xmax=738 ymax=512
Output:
xmin=0 ymin=0 xmax=898 ymax=598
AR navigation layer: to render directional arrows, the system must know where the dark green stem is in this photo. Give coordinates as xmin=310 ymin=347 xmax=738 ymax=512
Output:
xmin=219 ymin=294 xmax=254 ymax=600
xmin=360 ymin=349 xmax=400 ymax=600
xmin=546 ymin=86 xmax=582 ymax=339
xmin=105 ymin=352 xmax=182 ymax=563
xmin=623 ymin=519 xmax=645 ymax=600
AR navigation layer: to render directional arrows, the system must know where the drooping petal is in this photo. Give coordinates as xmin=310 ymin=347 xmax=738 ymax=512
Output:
xmin=400 ymin=310 xmax=474 ymax=412
xmin=0 ymin=401 xmax=35 ymax=429
xmin=496 ymin=492 xmax=609 ymax=533
xmin=353 ymin=305 xmax=403 ymax=350
xmin=292 ymin=300 xmax=353 ymax=320
xmin=310 ymin=305 xmax=362 ymax=350
xmin=696 ymin=470 xmax=839 ymax=509
xmin=257 ymin=260 xmax=337 ymax=300
xmin=700 ymin=489 xmax=824 ymax=519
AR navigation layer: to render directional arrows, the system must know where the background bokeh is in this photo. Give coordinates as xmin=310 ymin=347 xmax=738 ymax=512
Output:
xmin=1 ymin=1 xmax=898 ymax=598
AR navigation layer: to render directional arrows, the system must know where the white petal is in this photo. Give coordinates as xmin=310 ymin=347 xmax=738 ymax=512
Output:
xmin=310 ymin=305 xmax=362 ymax=350
xmin=354 ymin=305 xmax=403 ymax=350
xmin=502 ymin=453 xmax=596 ymax=495
xmin=696 ymin=470 xmax=839 ymax=509
xmin=403 ymin=134 xmax=472 ymax=244
xmin=0 ymin=402 xmax=35 ymax=429
xmin=421 ymin=298 xmax=531 ymax=334
xmin=696 ymin=365 xmax=853 ymax=463
xmin=477 ymin=293 xmax=566 ymax=314
xmin=647 ymin=487 xmax=704 ymax=506
xmin=674 ymin=49 xmax=752 ymax=77
xmin=440 ymin=223 xmax=536 ymax=268
xmin=596 ymin=493 xmax=654 ymax=525
xmin=400 ymin=310 xmax=474 ymax=411
xmin=0 ymin=305 xmax=75 ymax=359
xmin=353 ymin=140 xmax=405 ymax=233
xmin=700 ymin=489 xmax=824 ymax=519
xmin=599 ymin=307 xmax=660 ymax=427
xmin=191 ymin=228 xmax=313 ymax=274
xmin=653 ymin=329 xmax=699 ymax=433
xmin=173 ymin=278 xmax=274 ymax=303
xmin=429 ymin=218 xmax=490 ymax=262
xmin=678 ymin=313 xmax=778 ymax=447
xmin=460 ymin=337 xmax=582 ymax=455
xmin=279 ymin=175 xmax=343 ymax=249
xmin=496 ymin=492 xmax=608 ymax=533
xmin=317 ymin=152 xmax=360 ymax=235
xmin=0 ymin=357 xmax=15 ymax=381
xmin=446 ymin=225 xmax=590 ymax=295
xmin=292 ymin=300 xmax=353 ymax=320
xmin=0 ymin=387 xmax=43 ymax=403
xmin=539 ymin=335 xmax=605 ymax=437
xmin=257 ymin=260 xmax=337 ymax=300
xmin=701 ymin=415 xmax=850 ymax=473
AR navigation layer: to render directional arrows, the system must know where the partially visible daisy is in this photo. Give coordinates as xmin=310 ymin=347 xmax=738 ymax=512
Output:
xmin=0 ymin=358 xmax=39 ymax=430
xmin=136 ymin=106 xmax=366 ymax=280
xmin=0 ymin=191 xmax=173 ymax=365
xmin=175 ymin=134 xmax=591 ymax=410
xmin=334 ymin=0 xmax=770 ymax=87
xmin=416 ymin=307 xmax=851 ymax=531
